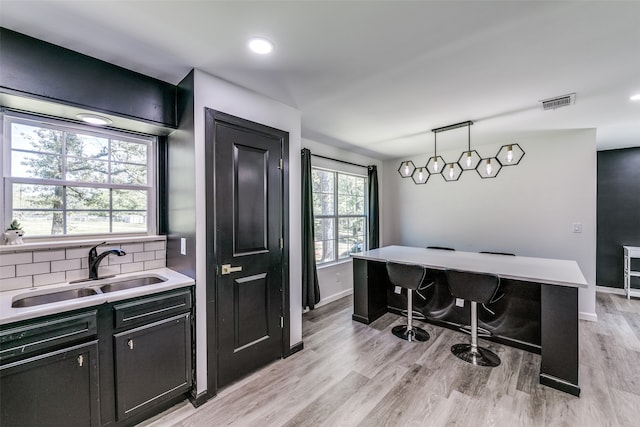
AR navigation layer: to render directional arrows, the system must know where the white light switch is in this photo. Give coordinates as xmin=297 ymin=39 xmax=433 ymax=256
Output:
xmin=180 ymin=238 xmax=187 ymax=255
xmin=456 ymin=298 xmax=465 ymax=307
xmin=572 ymin=223 xmax=582 ymax=233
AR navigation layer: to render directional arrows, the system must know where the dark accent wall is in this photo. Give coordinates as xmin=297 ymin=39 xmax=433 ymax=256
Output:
xmin=0 ymin=28 xmax=176 ymax=127
xmin=597 ymin=147 xmax=640 ymax=288
xmin=166 ymin=71 xmax=196 ymax=279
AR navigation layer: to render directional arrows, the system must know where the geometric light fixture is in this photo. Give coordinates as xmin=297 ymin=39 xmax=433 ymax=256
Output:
xmin=398 ymin=119 xmax=524 ymax=184
xmin=398 ymin=161 xmax=416 ymax=178
xmin=496 ymin=143 xmax=525 ymax=166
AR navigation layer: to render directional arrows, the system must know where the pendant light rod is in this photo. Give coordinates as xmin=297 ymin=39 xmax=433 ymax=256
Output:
xmin=431 ymin=120 xmax=474 ymax=134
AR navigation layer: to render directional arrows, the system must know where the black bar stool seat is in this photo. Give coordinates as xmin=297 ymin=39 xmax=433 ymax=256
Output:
xmin=386 ymin=262 xmax=430 ymax=342
xmin=445 ymin=269 xmax=501 ymax=367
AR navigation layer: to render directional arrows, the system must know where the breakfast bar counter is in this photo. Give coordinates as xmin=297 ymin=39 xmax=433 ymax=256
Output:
xmin=351 ymin=246 xmax=588 ymax=396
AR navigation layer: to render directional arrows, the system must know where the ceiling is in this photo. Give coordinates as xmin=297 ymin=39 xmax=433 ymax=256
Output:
xmin=1 ymin=1 xmax=639 ymax=158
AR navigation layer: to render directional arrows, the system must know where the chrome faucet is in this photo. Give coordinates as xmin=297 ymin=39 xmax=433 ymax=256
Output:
xmin=88 ymin=242 xmax=126 ymax=280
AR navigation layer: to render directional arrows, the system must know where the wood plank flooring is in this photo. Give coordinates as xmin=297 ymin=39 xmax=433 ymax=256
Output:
xmin=140 ymin=292 xmax=640 ymax=426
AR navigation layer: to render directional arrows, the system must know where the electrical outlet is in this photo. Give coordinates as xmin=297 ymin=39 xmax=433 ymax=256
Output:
xmin=394 ymin=286 xmax=402 ymax=294
xmin=572 ymin=223 xmax=582 ymax=233
xmin=456 ymin=298 xmax=465 ymax=307
xmin=180 ymin=238 xmax=187 ymax=255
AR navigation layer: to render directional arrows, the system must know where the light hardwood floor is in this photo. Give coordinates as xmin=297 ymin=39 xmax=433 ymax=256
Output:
xmin=141 ymin=292 xmax=640 ymax=426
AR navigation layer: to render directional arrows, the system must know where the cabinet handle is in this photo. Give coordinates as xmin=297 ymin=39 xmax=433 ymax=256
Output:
xmin=127 ymin=339 xmax=134 ymax=350
xmin=77 ymin=355 xmax=84 ymax=367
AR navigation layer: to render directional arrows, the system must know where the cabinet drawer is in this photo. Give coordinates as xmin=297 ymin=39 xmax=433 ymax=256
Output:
xmin=113 ymin=289 xmax=192 ymax=330
xmin=0 ymin=311 xmax=97 ymax=363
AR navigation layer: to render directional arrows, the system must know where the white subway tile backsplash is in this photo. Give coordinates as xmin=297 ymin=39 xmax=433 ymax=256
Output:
xmin=1 ymin=275 xmax=33 ymax=291
xmin=1 ymin=265 xmax=16 ymax=279
xmin=33 ymin=250 xmax=66 ymax=262
xmin=66 ymin=269 xmax=89 ymax=282
xmin=66 ymin=247 xmax=90 ymax=259
xmin=144 ymin=259 xmax=165 ymax=270
xmin=121 ymin=243 xmax=144 ymax=253
xmin=51 ymin=258 xmax=82 ymax=273
xmin=33 ymin=272 xmax=67 ymax=287
xmin=107 ymin=253 xmax=133 ymax=265
xmin=134 ymin=251 xmax=155 ymax=262
xmin=120 ymin=262 xmax=144 ymax=274
xmin=0 ymin=252 xmax=33 ymax=266
xmin=1 ymin=237 xmax=167 ymax=291
xmin=144 ymin=241 xmax=165 ymax=251
xmin=17 ymin=262 xmax=50 ymax=277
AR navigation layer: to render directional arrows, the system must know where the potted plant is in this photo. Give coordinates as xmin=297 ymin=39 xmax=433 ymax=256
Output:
xmin=4 ymin=219 xmax=25 ymax=245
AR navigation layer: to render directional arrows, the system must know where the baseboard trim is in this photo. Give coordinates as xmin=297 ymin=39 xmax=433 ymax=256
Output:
xmin=579 ymin=311 xmax=598 ymax=322
xmin=596 ymin=286 xmax=626 ymax=296
xmin=539 ymin=373 xmax=580 ymax=397
xmin=285 ymin=341 xmax=304 ymax=358
xmin=315 ymin=289 xmax=353 ymax=308
xmin=189 ymin=390 xmax=211 ymax=408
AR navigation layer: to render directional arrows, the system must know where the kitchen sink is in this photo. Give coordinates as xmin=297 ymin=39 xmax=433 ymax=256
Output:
xmin=100 ymin=276 xmax=166 ymax=293
xmin=12 ymin=288 xmax=98 ymax=308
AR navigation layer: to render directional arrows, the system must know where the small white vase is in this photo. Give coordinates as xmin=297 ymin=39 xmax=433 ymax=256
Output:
xmin=3 ymin=229 xmax=24 ymax=245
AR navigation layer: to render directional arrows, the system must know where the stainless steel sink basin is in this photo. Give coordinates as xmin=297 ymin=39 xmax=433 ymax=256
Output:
xmin=100 ymin=276 xmax=165 ymax=293
xmin=12 ymin=288 xmax=98 ymax=308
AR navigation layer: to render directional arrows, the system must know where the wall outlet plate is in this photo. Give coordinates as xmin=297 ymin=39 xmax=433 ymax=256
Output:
xmin=394 ymin=286 xmax=402 ymax=294
xmin=180 ymin=238 xmax=187 ymax=255
xmin=456 ymin=298 xmax=465 ymax=307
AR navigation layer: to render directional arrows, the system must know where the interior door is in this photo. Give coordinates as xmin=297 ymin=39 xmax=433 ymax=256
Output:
xmin=212 ymin=113 xmax=285 ymax=389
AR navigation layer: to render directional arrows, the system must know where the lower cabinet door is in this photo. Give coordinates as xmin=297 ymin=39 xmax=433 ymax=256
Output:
xmin=0 ymin=341 xmax=100 ymax=427
xmin=114 ymin=313 xmax=192 ymax=421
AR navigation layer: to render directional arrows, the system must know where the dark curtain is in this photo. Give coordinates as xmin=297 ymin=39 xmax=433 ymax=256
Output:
xmin=368 ymin=165 xmax=380 ymax=249
xmin=301 ymin=148 xmax=321 ymax=309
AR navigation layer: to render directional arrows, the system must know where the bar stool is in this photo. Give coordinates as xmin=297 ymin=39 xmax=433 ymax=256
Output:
xmin=386 ymin=262 xmax=430 ymax=342
xmin=445 ymin=269 xmax=501 ymax=367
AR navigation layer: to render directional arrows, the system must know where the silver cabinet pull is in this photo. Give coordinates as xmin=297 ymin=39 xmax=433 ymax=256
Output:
xmin=77 ymin=355 xmax=84 ymax=367
xmin=127 ymin=339 xmax=134 ymax=350
xmin=221 ymin=264 xmax=243 ymax=275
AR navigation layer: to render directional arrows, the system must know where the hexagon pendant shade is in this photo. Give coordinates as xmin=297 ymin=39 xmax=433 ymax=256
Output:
xmin=396 ymin=121 xmax=525 ymax=184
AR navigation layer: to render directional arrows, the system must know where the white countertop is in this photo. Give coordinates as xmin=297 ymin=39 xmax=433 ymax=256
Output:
xmin=0 ymin=268 xmax=195 ymax=325
xmin=353 ymin=246 xmax=588 ymax=288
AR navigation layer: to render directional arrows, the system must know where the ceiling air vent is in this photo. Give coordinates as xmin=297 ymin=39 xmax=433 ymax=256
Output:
xmin=540 ymin=93 xmax=576 ymax=110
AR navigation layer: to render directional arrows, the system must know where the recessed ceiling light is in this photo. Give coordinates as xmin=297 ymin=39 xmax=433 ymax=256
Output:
xmin=77 ymin=113 xmax=112 ymax=126
xmin=248 ymin=37 xmax=273 ymax=55
xmin=631 ymin=93 xmax=640 ymax=101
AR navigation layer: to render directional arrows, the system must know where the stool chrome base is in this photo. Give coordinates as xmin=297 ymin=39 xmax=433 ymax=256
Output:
xmin=392 ymin=325 xmax=430 ymax=342
xmin=451 ymin=343 xmax=500 ymax=367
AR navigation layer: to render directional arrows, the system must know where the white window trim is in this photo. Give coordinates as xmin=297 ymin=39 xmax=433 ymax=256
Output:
xmin=1 ymin=111 xmax=157 ymax=240
xmin=312 ymin=166 xmax=368 ymax=267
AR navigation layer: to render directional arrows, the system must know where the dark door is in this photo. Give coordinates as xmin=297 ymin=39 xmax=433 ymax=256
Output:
xmin=209 ymin=112 xmax=285 ymax=389
xmin=0 ymin=341 xmax=100 ymax=427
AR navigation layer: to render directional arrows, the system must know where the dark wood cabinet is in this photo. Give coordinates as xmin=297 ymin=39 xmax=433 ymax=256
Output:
xmin=0 ymin=341 xmax=100 ymax=427
xmin=0 ymin=287 xmax=194 ymax=426
xmin=113 ymin=313 xmax=192 ymax=420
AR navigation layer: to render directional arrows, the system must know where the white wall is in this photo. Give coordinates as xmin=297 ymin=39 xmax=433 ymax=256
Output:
xmin=192 ymin=69 xmax=302 ymax=394
xmin=302 ymin=138 xmax=384 ymax=306
xmin=381 ymin=129 xmax=597 ymax=320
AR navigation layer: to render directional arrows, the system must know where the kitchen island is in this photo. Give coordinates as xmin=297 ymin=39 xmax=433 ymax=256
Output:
xmin=352 ymin=246 xmax=587 ymax=396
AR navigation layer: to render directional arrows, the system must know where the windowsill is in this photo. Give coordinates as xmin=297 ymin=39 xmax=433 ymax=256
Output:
xmin=317 ymin=258 xmax=353 ymax=270
xmin=0 ymin=235 xmax=166 ymax=253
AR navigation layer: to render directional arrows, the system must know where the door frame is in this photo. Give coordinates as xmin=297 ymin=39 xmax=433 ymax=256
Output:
xmin=204 ymin=108 xmax=290 ymax=398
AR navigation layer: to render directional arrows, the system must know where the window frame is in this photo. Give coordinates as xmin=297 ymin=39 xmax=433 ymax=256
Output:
xmin=1 ymin=111 xmax=157 ymax=240
xmin=312 ymin=166 xmax=368 ymax=266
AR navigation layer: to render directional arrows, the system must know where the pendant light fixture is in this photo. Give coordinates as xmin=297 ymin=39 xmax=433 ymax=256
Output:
xmin=397 ymin=120 xmax=524 ymax=184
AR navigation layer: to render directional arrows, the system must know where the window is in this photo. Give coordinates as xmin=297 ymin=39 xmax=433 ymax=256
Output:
xmin=312 ymin=167 xmax=367 ymax=264
xmin=2 ymin=113 xmax=156 ymax=238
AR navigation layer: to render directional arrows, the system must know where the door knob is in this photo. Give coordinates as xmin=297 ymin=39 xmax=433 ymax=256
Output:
xmin=221 ymin=264 xmax=243 ymax=275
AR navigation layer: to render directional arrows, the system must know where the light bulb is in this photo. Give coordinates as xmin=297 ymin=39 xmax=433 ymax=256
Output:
xmin=403 ymin=162 xmax=409 ymax=176
xmin=433 ymin=158 xmax=439 ymax=172
xmin=418 ymin=169 xmax=424 ymax=182
xmin=448 ymin=165 xmax=454 ymax=179
xmin=506 ymin=145 xmax=513 ymax=163
xmin=486 ymin=159 xmax=493 ymax=176
xmin=466 ymin=152 xmax=472 ymax=167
